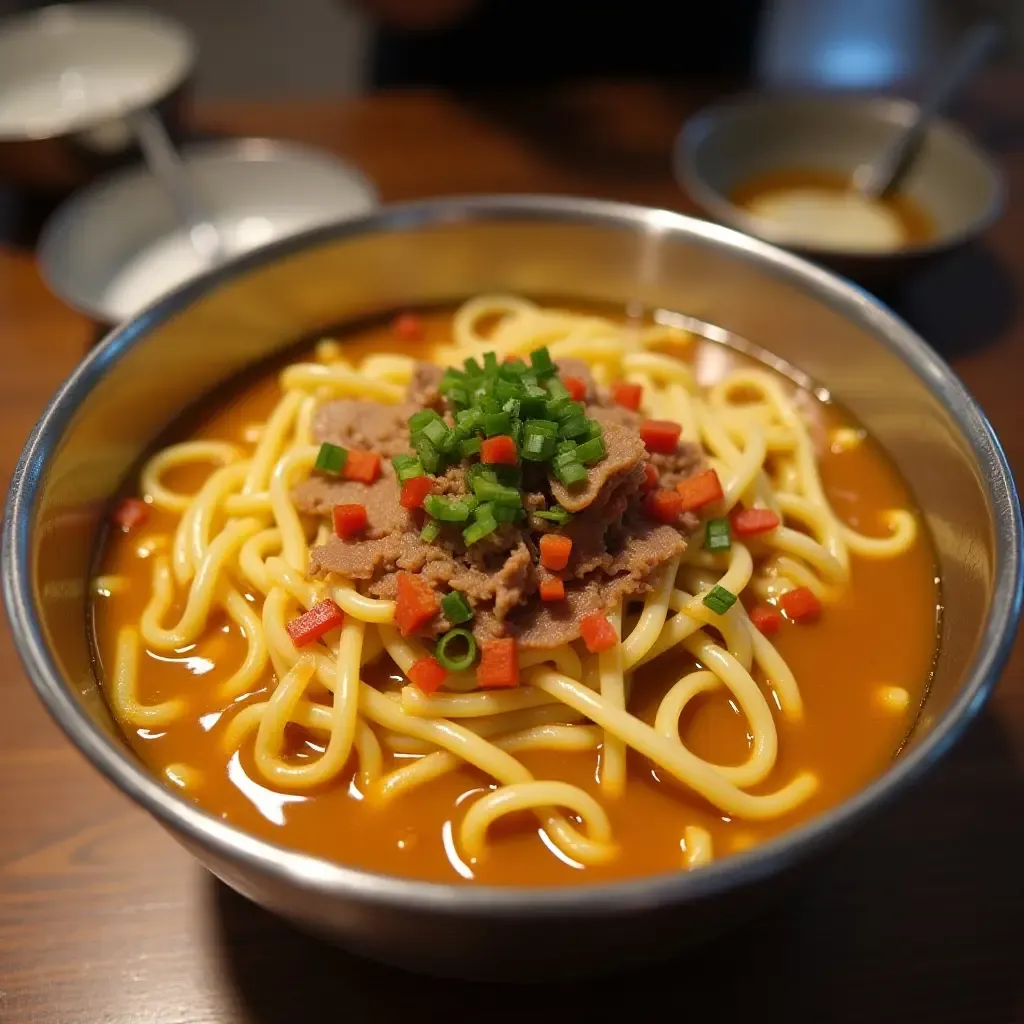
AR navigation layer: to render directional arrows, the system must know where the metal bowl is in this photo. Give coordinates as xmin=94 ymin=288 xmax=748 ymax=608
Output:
xmin=675 ymin=94 xmax=1005 ymax=281
xmin=3 ymin=196 xmax=1021 ymax=981
xmin=37 ymin=137 xmax=380 ymax=324
xmin=0 ymin=3 xmax=195 ymax=192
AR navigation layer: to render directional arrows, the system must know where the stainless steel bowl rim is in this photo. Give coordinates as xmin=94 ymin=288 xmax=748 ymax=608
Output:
xmin=0 ymin=2 xmax=197 ymax=142
xmin=4 ymin=194 xmax=1021 ymax=917
xmin=675 ymin=92 xmax=1007 ymax=260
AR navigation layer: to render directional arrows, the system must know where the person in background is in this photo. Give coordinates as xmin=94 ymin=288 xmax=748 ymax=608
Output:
xmin=348 ymin=0 xmax=767 ymax=91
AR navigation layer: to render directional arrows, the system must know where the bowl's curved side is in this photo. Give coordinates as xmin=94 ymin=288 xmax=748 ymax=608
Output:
xmin=4 ymin=195 xmax=1021 ymax=977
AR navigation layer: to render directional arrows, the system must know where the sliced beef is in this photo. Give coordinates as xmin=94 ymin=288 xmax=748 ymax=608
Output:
xmin=292 ymin=473 xmax=410 ymax=539
xmin=304 ymin=354 xmax=699 ymax=656
xmin=651 ymin=441 xmax=703 ymax=490
xmin=607 ymin=520 xmax=687 ymax=578
xmin=313 ymin=399 xmax=415 ymax=459
xmin=310 ymin=531 xmax=411 ymax=581
xmin=548 ymin=422 xmax=646 ymax=513
xmin=588 ymin=403 xmax=640 ymax=431
xmin=510 ymin=575 xmax=640 ymax=650
xmin=555 ymin=358 xmax=597 ymax=401
xmin=406 ymin=362 xmax=446 ymax=411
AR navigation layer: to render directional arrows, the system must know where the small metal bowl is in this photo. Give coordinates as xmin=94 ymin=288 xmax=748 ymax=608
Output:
xmin=675 ymin=94 xmax=1005 ymax=279
xmin=0 ymin=3 xmax=195 ymax=192
xmin=4 ymin=197 xmax=1021 ymax=981
xmin=37 ymin=137 xmax=379 ymax=323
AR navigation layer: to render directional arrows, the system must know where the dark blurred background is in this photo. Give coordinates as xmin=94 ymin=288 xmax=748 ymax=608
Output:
xmin=0 ymin=0 xmax=1021 ymax=98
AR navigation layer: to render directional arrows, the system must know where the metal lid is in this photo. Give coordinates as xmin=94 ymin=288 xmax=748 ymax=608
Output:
xmin=38 ymin=137 xmax=379 ymax=322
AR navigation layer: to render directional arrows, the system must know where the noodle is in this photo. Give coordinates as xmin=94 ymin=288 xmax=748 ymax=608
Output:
xmin=98 ymin=294 xmax=922 ymax=876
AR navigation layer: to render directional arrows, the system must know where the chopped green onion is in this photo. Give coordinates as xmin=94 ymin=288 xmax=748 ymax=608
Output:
xmin=574 ymin=436 xmax=606 ymax=465
xmin=559 ymin=415 xmax=590 ymax=440
xmin=441 ymin=590 xmax=474 ymax=625
xmin=423 ymin=495 xmax=473 ymax=522
xmin=503 ymin=397 xmax=521 ymax=420
xmin=529 ymin=346 xmax=556 ymax=378
xmin=495 ymin=378 xmax=522 ymax=403
xmin=456 ymin=408 xmax=482 ymax=430
xmin=556 ymin=439 xmax=578 ymax=456
xmin=525 ymin=418 xmax=558 ymax=437
xmin=440 ymin=428 xmax=465 ymax=455
xmin=533 ymin=504 xmax=573 ymax=525
xmin=438 ymin=368 xmax=466 ymax=393
xmin=471 ymin=476 xmax=521 ymax=505
xmin=460 ymin=436 xmax=482 ymax=458
xmin=501 ymin=358 xmax=528 ymax=377
xmin=483 ymin=410 xmax=511 ymax=436
xmin=447 ymin=387 xmax=469 ymax=408
xmin=545 ymin=395 xmax=574 ymax=420
xmin=420 ymin=417 xmax=450 ymax=449
xmin=583 ymin=419 xmax=603 ymax=441
xmin=392 ymin=454 xmax=425 ymax=482
xmin=464 ymin=356 xmax=482 ymax=376
xmin=702 ymin=584 xmax=738 ymax=615
xmin=555 ymin=459 xmax=589 ymax=487
xmin=463 ymin=512 xmax=499 ymax=545
xmin=704 ymin=518 xmax=732 ymax=552
xmin=492 ymin=503 xmax=520 ymax=523
xmin=545 ymin=376 xmax=569 ymax=401
xmin=314 ymin=442 xmax=347 ymax=475
xmin=420 ymin=519 xmax=441 ymax=543
xmin=522 ymin=426 xmax=557 ymax=462
xmin=479 ymin=395 xmax=500 ymax=414
xmin=408 ymin=409 xmax=441 ymax=432
xmin=414 ymin=435 xmax=443 ymax=474
xmin=482 ymin=351 xmax=499 ymax=374
xmin=435 ymin=628 xmax=477 ymax=671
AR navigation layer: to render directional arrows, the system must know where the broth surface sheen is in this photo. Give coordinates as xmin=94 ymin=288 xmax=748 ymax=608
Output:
xmin=91 ymin=306 xmax=939 ymax=886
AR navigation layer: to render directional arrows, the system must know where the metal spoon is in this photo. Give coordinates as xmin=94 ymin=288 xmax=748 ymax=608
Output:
xmin=126 ymin=108 xmax=226 ymax=265
xmin=855 ymin=22 xmax=1000 ymax=199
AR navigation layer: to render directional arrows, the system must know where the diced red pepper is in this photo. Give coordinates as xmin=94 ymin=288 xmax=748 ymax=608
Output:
xmin=342 ymin=449 xmax=381 ymax=484
xmin=539 ymin=533 xmax=573 ymax=571
xmin=562 ymin=375 xmax=588 ymax=402
xmin=732 ymin=507 xmax=781 ymax=536
xmin=750 ymin=604 xmax=783 ymax=636
xmin=333 ymin=503 xmax=368 ymax=539
xmin=477 ymin=637 xmax=519 ymax=688
xmin=394 ymin=572 xmax=440 ymax=636
xmin=612 ymin=381 xmax=643 ymax=411
xmin=580 ymin=611 xmax=618 ymax=653
xmin=480 ymin=435 xmax=518 ymax=465
xmin=644 ymin=488 xmax=684 ymax=524
xmin=408 ymin=655 xmax=447 ymax=694
xmin=112 ymin=497 xmax=150 ymax=532
xmin=640 ymin=419 xmax=682 ymax=454
xmin=780 ymin=587 xmax=822 ymax=624
xmin=285 ymin=599 xmax=345 ymax=647
xmin=392 ymin=313 xmax=423 ymax=342
xmin=676 ymin=469 xmax=724 ymax=512
xmin=641 ymin=462 xmax=659 ymax=492
xmin=400 ymin=475 xmax=433 ymax=510
xmin=539 ymin=577 xmax=565 ymax=602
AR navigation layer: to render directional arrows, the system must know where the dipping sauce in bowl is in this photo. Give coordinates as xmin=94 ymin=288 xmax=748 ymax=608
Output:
xmin=731 ymin=169 xmax=934 ymax=253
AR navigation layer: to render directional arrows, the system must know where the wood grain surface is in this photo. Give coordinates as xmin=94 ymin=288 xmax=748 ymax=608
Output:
xmin=2 ymin=81 xmax=1023 ymax=1023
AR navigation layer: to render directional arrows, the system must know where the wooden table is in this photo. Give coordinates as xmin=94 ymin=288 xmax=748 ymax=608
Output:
xmin=2 ymin=82 xmax=1023 ymax=1023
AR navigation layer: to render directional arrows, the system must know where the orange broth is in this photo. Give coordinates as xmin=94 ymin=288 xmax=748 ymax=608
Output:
xmin=90 ymin=307 xmax=939 ymax=886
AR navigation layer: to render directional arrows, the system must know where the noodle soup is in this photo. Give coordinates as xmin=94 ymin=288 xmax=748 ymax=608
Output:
xmin=91 ymin=298 xmax=938 ymax=886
